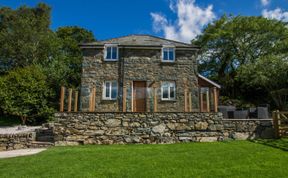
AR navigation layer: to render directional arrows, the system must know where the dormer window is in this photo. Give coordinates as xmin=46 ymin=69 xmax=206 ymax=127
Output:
xmin=162 ymin=46 xmax=175 ymax=62
xmin=104 ymin=44 xmax=118 ymax=61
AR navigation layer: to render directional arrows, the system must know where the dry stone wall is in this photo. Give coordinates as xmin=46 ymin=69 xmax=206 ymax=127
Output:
xmin=0 ymin=132 xmax=35 ymax=151
xmin=52 ymin=112 xmax=274 ymax=145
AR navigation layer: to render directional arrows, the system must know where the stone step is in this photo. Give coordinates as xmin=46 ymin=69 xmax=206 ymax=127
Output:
xmin=36 ymin=136 xmax=54 ymax=142
xmin=29 ymin=141 xmax=54 ymax=148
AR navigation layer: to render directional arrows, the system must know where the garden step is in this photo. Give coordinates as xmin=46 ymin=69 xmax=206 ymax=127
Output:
xmin=29 ymin=141 xmax=54 ymax=148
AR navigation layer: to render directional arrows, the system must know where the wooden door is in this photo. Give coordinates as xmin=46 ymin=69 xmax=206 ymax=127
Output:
xmin=133 ymin=81 xmax=146 ymax=112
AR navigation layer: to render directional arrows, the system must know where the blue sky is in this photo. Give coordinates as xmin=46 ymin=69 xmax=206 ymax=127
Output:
xmin=0 ymin=0 xmax=287 ymax=42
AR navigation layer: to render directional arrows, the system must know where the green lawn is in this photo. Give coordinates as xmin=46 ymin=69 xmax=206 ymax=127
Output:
xmin=0 ymin=141 xmax=287 ymax=178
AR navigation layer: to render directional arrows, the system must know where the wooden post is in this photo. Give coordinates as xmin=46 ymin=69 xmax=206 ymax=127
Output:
xmin=91 ymin=87 xmax=96 ymax=112
xmin=68 ymin=88 xmax=72 ymax=112
xmin=89 ymin=87 xmax=93 ymax=112
xmin=189 ymin=92 xmax=192 ymax=112
xmin=60 ymin=86 xmax=65 ymax=112
xmin=153 ymin=86 xmax=157 ymax=112
xmin=206 ymin=89 xmax=210 ymax=112
xmin=74 ymin=91 xmax=78 ymax=112
xmin=213 ymin=87 xmax=218 ymax=112
xmin=123 ymin=85 xmax=127 ymax=112
xmin=200 ymin=88 xmax=204 ymax=112
xmin=184 ymin=89 xmax=188 ymax=112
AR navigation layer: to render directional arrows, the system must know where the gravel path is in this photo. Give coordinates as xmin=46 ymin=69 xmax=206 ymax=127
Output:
xmin=0 ymin=126 xmax=41 ymax=134
xmin=0 ymin=148 xmax=46 ymax=158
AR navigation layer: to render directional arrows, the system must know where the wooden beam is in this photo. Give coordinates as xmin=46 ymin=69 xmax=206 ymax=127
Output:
xmin=153 ymin=86 xmax=157 ymax=112
xmin=74 ymin=91 xmax=78 ymax=112
xmin=60 ymin=86 xmax=65 ymax=112
xmin=189 ymin=92 xmax=192 ymax=112
xmin=206 ymin=89 xmax=210 ymax=112
xmin=213 ymin=87 xmax=218 ymax=112
xmin=89 ymin=87 xmax=93 ymax=112
xmin=68 ymin=88 xmax=72 ymax=112
xmin=184 ymin=89 xmax=188 ymax=112
xmin=123 ymin=85 xmax=127 ymax=112
xmin=91 ymin=87 xmax=96 ymax=112
xmin=200 ymin=88 xmax=203 ymax=112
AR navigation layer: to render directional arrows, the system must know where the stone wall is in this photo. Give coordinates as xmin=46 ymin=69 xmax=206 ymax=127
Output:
xmin=0 ymin=132 xmax=35 ymax=151
xmin=52 ymin=112 xmax=274 ymax=145
xmin=80 ymin=48 xmax=199 ymax=112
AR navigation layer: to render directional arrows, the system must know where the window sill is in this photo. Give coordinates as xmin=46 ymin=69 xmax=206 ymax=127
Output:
xmin=102 ymin=98 xmax=117 ymax=101
xmin=104 ymin=59 xmax=118 ymax=62
xmin=161 ymin=60 xmax=175 ymax=63
xmin=160 ymin=99 xmax=177 ymax=102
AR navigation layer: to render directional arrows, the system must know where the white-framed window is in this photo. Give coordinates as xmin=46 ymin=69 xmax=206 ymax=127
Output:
xmin=161 ymin=81 xmax=176 ymax=100
xmin=162 ymin=46 xmax=175 ymax=62
xmin=104 ymin=44 xmax=118 ymax=61
xmin=103 ymin=81 xmax=118 ymax=100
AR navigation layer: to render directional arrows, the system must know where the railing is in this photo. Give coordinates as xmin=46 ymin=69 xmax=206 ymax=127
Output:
xmin=273 ymin=111 xmax=288 ymax=138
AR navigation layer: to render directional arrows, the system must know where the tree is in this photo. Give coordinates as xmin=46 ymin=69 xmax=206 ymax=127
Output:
xmin=55 ymin=26 xmax=95 ymax=88
xmin=193 ymin=15 xmax=288 ymax=103
xmin=0 ymin=3 xmax=61 ymax=74
xmin=0 ymin=65 xmax=55 ymax=124
xmin=237 ymin=55 xmax=288 ymax=110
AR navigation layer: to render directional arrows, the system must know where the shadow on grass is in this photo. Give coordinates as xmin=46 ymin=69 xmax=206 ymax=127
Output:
xmin=251 ymin=138 xmax=288 ymax=151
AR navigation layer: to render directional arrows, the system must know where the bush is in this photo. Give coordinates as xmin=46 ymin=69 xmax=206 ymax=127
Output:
xmin=0 ymin=65 xmax=55 ymax=124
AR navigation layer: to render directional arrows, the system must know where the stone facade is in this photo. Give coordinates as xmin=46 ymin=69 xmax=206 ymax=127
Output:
xmin=80 ymin=35 xmax=199 ymax=112
xmin=52 ymin=112 xmax=274 ymax=145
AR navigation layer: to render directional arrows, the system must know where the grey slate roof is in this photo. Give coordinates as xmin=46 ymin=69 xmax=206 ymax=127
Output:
xmin=80 ymin=34 xmax=199 ymax=49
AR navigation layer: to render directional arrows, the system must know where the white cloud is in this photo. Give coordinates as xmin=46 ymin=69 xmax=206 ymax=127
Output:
xmin=262 ymin=8 xmax=288 ymax=22
xmin=150 ymin=0 xmax=215 ymax=43
xmin=261 ymin=0 xmax=270 ymax=6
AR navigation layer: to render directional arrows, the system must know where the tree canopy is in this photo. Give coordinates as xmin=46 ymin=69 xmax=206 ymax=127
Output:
xmin=193 ymin=15 xmax=288 ymax=108
xmin=0 ymin=65 xmax=54 ymax=124
xmin=0 ymin=3 xmax=96 ymax=124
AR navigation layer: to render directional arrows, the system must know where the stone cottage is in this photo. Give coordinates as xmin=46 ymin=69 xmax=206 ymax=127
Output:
xmin=79 ymin=34 xmax=220 ymax=112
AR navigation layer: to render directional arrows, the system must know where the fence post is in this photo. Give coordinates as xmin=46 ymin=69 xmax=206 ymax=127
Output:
xmin=89 ymin=87 xmax=93 ymax=112
xmin=184 ymin=88 xmax=188 ymax=112
xmin=123 ymin=85 xmax=127 ymax=112
xmin=200 ymin=88 xmax=203 ymax=112
xmin=213 ymin=87 xmax=218 ymax=112
xmin=206 ymin=89 xmax=210 ymax=112
xmin=60 ymin=86 xmax=65 ymax=112
xmin=189 ymin=92 xmax=192 ymax=112
xmin=74 ymin=90 xmax=78 ymax=112
xmin=90 ymin=87 xmax=96 ymax=112
xmin=68 ymin=88 xmax=72 ymax=112
xmin=153 ymin=86 xmax=157 ymax=112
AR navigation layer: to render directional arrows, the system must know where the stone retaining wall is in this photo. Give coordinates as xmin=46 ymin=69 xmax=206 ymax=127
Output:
xmin=0 ymin=132 xmax=35 ymax=151
xmin=53 ymin=112 xmax=274 ymax=145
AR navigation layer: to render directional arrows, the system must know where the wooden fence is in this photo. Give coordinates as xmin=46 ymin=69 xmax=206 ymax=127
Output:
xmin=59 ymin=87 xmax=79 ymax=112
xmin=273 ymin=110 xmax=288 ymax=138
xmin=59 ymin=85 xmax=218 ymax=113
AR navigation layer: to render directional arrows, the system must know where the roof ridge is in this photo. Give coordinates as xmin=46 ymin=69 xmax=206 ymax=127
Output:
xmin=99 ymin=34 xmax=195 ymax=46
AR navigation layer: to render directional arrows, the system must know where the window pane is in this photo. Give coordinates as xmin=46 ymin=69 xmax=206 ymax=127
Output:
xmin=163 ymin=50 xmax=168 ymax=60
xmin=162 ymin=87 xmax=169 ymax=98
xmin=169 ymin=50 xmax=174 ymax=60
xmin=170 ymin=86 xmax=175 ymax=98
xmin=112 ymin=47 xmax=117 ymax=59
xmin=105 ymin=82 xmax=110 ymax=98
xmin=111 ymin=81 xmax=117 ymax=99
xmin=106 ymin=47 xmax=112 ymax=59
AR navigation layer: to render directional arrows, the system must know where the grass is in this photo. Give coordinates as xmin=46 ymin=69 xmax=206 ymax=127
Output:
xmin=252 ymin=138 xmax=288 ymax=151
xmin=0 ymin=141 xmax=287 ymax=177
